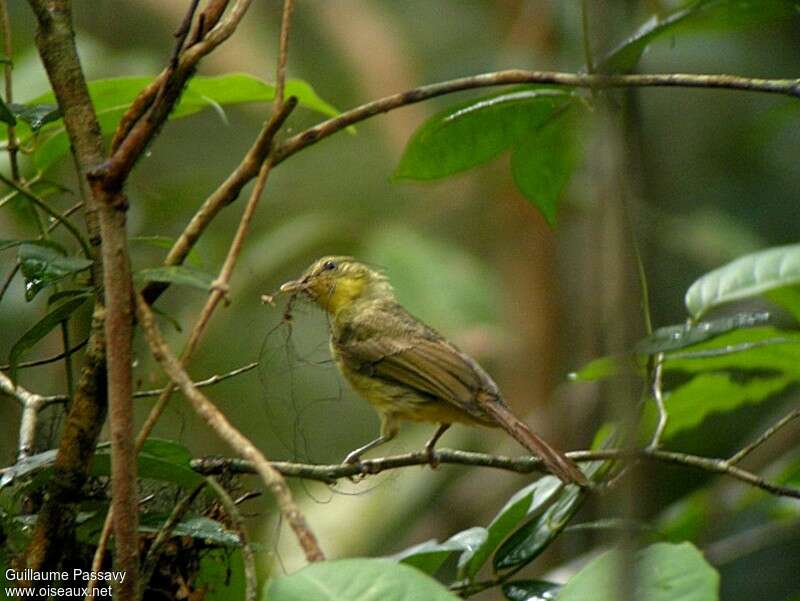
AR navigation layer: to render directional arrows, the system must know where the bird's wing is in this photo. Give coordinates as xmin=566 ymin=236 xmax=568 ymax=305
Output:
xmin=336 ymin=315 xmax=493 ymax=419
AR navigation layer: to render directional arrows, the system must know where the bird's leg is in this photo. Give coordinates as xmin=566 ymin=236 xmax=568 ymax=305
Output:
xmin=343 ymin=415 xmax=399 ymax=466
xmin=424 ymin=423 xmax=451 ymax=468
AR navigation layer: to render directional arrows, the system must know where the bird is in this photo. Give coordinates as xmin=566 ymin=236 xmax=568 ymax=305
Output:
xmin=279 ymin=256 xmax=588 ymax=487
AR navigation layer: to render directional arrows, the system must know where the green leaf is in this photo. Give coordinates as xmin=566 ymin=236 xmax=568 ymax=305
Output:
xmin=47 ymin=287 xmax=93 ymax=307
xmin=556 ymin=542 xmax=719 ymax=601
xmin=601 ymin=0 xmax=800 ymax=72
xmin=139 ymin=515 xmax=239 ymax=546
xmin=0 ymin=97 xmax=15 ymax=126
xmin=503 ymin=580 xmax=561 ymax=601
xmin=644 ymin=372 xmax=793 ymax=441
xmin=393 ymin=527 xmax=487 ymax=577
xmin=134 ymin=266 xmax=215 ymax=291
xmin=510 ymin=108 xmax=579 ymax=225
xmin=685 ymin=244 xmax=800 ymax=319
xmin=24 ymin=74 xmax=339 ymax=171
xmin=460 ymin=477 xmax=562 ymax=579
xmin=8 ymin=102 xmax=60 ymax=131
xmin=394 ymin=88 xmax=576 ymax=180
xmin=493 ymin=460 xmax=609 ymax=572
xmin=765 ymin=284 xmax=800 ymax=322
xmin=7 ymin=296 xmax=88 ymax=380
xmin=265 ymin=558 xmax=461 ymax=601
xmin=130 ymin=235 xmax=202 ymax=267
xmin=196 ymin=549 xmax=246 ymax=600
xmin=636 ymin=311 xmax=772 ymax=355
xmin=92 ymin=438 xmax=202 ymax=487
xmin=18 ymin=243 xmax=91 ymax=300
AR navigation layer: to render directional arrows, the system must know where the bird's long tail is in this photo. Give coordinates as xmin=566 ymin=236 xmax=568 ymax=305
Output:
xmin=482 ymin=401 xmax=589 ymax=487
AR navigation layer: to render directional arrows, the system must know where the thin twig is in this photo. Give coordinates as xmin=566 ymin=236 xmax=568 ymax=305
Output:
xmin=272 ymin=70 xmax=800 ymax=165
xmin=191 ymin=447 xmax=800 ymax=500
xmin=580 ymin=0 xmax=594 ymax=75
xmin=0 ymin=172 xmax=92 ymax=257
xmin=273 ymin=0 xmax=295 ymax=109
xmin=135 ymin=292 xmax=325 ymax=561
xmin=0 ymin=337 xmax=89 ymax=372
xmin=727 ymin=407 xmax=800 ymax=466
xmin=205 ymin=476 xmax=257 ymax=601
xmin=39 ymin=361 xmax=258 ymax=405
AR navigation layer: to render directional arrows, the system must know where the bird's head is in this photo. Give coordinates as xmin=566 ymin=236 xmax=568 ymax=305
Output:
xmin=280 ymin=256 xmax=393 ymax=314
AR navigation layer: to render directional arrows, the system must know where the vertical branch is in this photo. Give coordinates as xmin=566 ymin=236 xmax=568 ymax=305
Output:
xmin=0 ymin=0 xmax=19 ymax=180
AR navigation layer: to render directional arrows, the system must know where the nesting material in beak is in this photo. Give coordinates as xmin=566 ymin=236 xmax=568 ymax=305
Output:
xmin=280 ymin=279 xmax=302 ymax=293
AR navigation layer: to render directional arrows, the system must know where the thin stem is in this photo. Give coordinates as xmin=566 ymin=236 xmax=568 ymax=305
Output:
xmin=59 ymin=320 xmax=74 ymax=400
xmin=727 ymin=407 xmax=800 ymax=466
xmin=0 ymin=172 xmax=92 ymax=257
xmin=580 ymin=0 xmax=594 ymax=74
xmin=648 ymin=354 xmax=667 ymax=449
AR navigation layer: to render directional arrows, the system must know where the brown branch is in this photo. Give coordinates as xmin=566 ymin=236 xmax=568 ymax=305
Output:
xmin=190 ymin=447 xmax=800 ymax=500
xmin=135 ymin=292 xmax=325 ymax=562
xmin=0 ymin=0 xmax=19 ymax=181
xmin=88 ymin=100 xmax=296 ymax=594
xmin=272 ymin=70 xmax=800 ymax=165
xmin=727 ymin=407 xmax=800 ymax=466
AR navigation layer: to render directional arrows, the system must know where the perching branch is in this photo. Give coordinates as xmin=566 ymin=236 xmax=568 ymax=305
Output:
xmin=0 ymin=370 xmax=43 ymax=460
xmin=190 ymin=446 xmax=800 ymax=500
xmin=272 ymin=70 xmax=800 ymax=165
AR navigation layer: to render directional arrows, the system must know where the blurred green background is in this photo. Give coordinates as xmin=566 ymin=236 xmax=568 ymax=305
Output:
xmin=1 ymin=2 xmax=799 ymax=600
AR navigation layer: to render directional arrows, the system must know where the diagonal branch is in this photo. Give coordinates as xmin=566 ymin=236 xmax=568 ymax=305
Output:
xmin=135 ymin=292 xmax=325 ymax=562
xmin=272 ymin=70 xmax=800 ymax=165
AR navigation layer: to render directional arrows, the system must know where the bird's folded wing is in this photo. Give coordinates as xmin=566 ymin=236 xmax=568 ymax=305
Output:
xmin=339 ymin=335 xmax=486 ymax=417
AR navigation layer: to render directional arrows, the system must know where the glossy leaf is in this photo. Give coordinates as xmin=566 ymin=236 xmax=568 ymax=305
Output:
xmin=556 ymin=542 xmax=719 ymax=601
xmin=7 ymin=296 xmax=88 ymax=380
xmin=685 ymin=244 xmax=800 ymax=319
xmin=601 ymin=0 xmax=800 ymax=72
xmin=139 ymin=515 xmax=239 ymax=546
xmin=22 ymin=74 xmax=339 ymax=171
xmin=134 ymin=265 xmax=215 ymax=291
xmin=767 ymin=285 xmax=800 ymax=321
xmin=92 ymin=438 xmax=202 ymax=487
xmin=46 ymin=287 xmax=93 ymax=307
xmin=395 ymin=88 xmax=576 ymax=180
xmin=567 ymin=354 xmax=647 ymax=382
xmin=393 ymin=527 xmax=488 ymax=576
xmin=636 ymin=311 xmax=771 ymax=355
xmin=8 ymin=102 xmax=60 ymax=131
xmin=460 ymin=477 xmax=562 ymax=579
xmin=503 ymin=580 xmax=561 ymax=601
xmin=510 ymin=108 xmax=579 ymax=225
xmin=18 ymin=243 xmax=91 ymax=300
xmin=265 ymin=558 xmax=460 ymax=601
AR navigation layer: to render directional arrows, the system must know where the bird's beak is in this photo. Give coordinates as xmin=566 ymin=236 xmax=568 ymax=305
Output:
xmin=280 ymin=279 xmax=303 ymax=294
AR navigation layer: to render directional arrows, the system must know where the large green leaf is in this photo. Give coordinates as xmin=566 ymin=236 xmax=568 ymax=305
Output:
xmin=395 ymin=88 xmax=576 ymax=180
xmin=17 ymin=242 xmax=91 ymax=300
xmin=10 ymin=73 xmax=339 ymax=172
xmin=601 ymin=0 xmax=800 ymax=72
xmin=8 ymin=102 xmax=60 ymax=131
xmin=685 ymin=244 xmax=800 ymax=319
xmin=392 ymin=527 xmax=487 ymax=577
xmin=510 ymin=108 xmax=579 ymax=225
xmin=556 ymin=542 xmax=719 ymax=601
xmin=0 ymin=97 xmax=15 ymax=126
xmin=265 ymin=558 xmax=460 ymax=601
xmin=91 ymin=438 xmax=202 ymax=487
xmin=7 ymin=296 xmax=88 ymax=380
xmin=460 ymin=477 xmax=562 ymax=579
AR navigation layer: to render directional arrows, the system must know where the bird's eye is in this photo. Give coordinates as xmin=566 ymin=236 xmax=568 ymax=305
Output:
xmin=322 ymin=260 xmax=337 ymax=271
